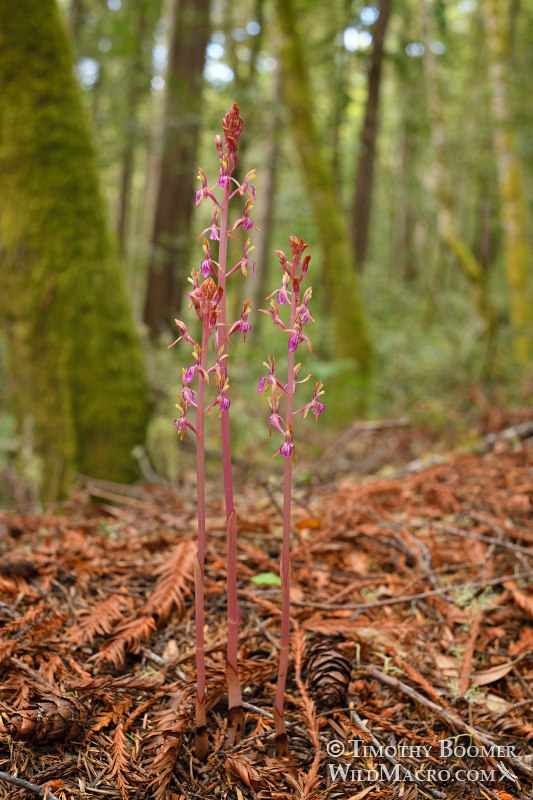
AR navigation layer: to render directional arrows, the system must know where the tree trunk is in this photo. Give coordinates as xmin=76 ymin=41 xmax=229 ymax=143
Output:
xmin=274 ymin=0 xmax=372 ymax=397
xmin=116 ymin=0 xmax=150 ymax=259
xmin=143 ymin=0 xmax=211 ymax=339
xmin=421 ymin=0 xmax=496 ymax=348
xmin=68 ymin=0 xmax=85 ymax=42
xmin=0 ymin=0 xmax=149 ymax=501
xmin=351 ymin=0 xmax=392 ymax=270
xmin=249 ymin=64 xmax=282 ymax=325
xmin=483 ymin=0 xmax=532 ymax=364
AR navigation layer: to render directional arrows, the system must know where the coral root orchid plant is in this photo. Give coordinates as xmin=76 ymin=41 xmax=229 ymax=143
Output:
xmin=169 ymin=103 xmax=255 ymax=759
xmin=170 ymin=105 xmax=323 ymax=761
xmin=259 ymin=236 xmax=324 ymax=755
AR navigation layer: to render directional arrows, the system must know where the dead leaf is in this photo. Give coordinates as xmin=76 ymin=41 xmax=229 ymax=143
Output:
xmin=504 ymin=581 xmax=533 ymax=620
xmin=225 ymin=755 xmax=263 ymax=789
xmin=471 ymin=661 xmax=514 ymax=686
xmin=294 ymin=516 xmax=321 ymax=530
xmin=471 ymin=692 xmax=512 ymax=714
xmin=509 ymin=626 xmax=533 ymax=655
xmin=433 ymin=652 xmax=460 ymax=684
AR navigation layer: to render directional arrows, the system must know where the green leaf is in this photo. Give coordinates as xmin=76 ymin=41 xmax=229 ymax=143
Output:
xmin=251 ymin=572 xmax=282 ymax=586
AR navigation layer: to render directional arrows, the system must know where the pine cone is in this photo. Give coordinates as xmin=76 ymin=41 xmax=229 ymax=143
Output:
xmin=0 ymin=550 xmax=37 ymax=578
xmin=6 ymin=695 xmax=88 ymax=744
xmin=306 ymin=642 xmax=352 ymax=710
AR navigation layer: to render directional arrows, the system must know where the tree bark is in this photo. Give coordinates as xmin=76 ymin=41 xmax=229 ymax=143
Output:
xmin=0 ymin=0 xmax=149 ymax=501
xmin=116 ymin=0 xmax=149 ymax=259
xmin=274 ymin=0 xmax=372 ymax=394
xmin=351 ymin=0 xmax=392 ymax=270
xmin=483 ymin=0 xmax=532 ymax=364
xmin=143 ymin=0 xmax=211 ymax=339
xmin=249 ymin=64 xmax=282 ymax=325
xmin=421 ymin=0 xmax=496 ymax=348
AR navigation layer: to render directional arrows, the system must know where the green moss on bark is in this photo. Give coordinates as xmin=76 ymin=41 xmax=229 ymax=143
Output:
xmin=0 ymin=0 xmax=149 ymax=500
xmin=274 ymin=0 xmax=372 ymax=407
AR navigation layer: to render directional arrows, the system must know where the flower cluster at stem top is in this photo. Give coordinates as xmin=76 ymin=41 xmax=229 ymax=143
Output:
xmin=169 ymin=103 xmax=257 ymax=438
xmin=258 ymin=236 xmax=325 ymax=458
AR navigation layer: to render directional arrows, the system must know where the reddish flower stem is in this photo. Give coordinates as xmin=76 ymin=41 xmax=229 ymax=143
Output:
xmin=273 ymin=279 xmax=296 ymax=755
xmin=194 ymin=319 xmax=209 ymax=761
xmin=217 ymin=181 xmax=243 ymax=742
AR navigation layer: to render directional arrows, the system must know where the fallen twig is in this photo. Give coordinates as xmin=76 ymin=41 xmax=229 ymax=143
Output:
xmin=367 ymin=665 xmax=533 ymax=780
xmin=412 ymin=519 xmax=533 ymax=557
xmin=0 ymin=770 xmax=61 ymax=800
xmin=291 ymin=569 xmax=533 ymax=610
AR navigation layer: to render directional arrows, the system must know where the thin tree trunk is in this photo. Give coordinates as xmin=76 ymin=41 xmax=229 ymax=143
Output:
xmin=421 ymin=0 xmax=496 ymax=346
xmin=143 ymin=0 xmax=210 ymax=338
xmin=68 ymin=0 xmax=85 ymax=41
xmin=249 ymin=64 xmax=282 ymax=323
xmin=274 ymin=0 xmax=372 ymax=398
xmin=483 ymin=0 xmax=532 ymax=364
xmin=116 ymin=0 xmax=149 ymax=259
xmin=392 ymin=119 xmax=416 ymax=281
xmin=351 ymin=0 xmax=392 ymax=270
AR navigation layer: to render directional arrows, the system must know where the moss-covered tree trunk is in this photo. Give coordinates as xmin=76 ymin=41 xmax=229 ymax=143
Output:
xmin=274 ymin=0 xmax=372 ymax=404
xmin=0 ymin=0 xmax=149 ymax=501
xmin=483 ymin=0 xmax=532 ymax=364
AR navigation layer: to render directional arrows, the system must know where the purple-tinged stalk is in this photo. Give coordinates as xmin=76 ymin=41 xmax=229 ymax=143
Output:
xmin=259 ymin=237 xmax=324 ymax=755
xmin=170 ymin=104 xmax=256 ymax=756
xmin=214 ymin=104 xmax=257 ymax=745
xmin=171 ymin=277 xmax=222 ymax=762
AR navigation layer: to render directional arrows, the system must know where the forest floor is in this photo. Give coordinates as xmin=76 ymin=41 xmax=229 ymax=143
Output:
xmin=0 ymin=411 xmax=532 ymax=800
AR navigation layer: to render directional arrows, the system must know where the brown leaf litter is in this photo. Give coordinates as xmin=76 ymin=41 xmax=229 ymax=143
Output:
xmin=0 ymin=427 xmax=532 ymax=800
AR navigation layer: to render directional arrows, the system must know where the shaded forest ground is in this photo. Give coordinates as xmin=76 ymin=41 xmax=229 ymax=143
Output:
xmin=0 ymin=411 xmax=532 ymax=800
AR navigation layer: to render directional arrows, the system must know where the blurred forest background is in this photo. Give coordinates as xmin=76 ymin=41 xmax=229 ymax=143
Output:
xmin=0 ymin=0 xmax=532 ymax=504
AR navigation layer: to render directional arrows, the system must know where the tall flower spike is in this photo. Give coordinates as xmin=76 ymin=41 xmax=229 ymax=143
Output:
xmin=171 ymin=104 xmax=256 ymax=757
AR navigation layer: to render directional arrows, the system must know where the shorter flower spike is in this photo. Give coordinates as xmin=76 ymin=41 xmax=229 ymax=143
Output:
xmin=259 ymin=237 xmax=323 ymax=755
